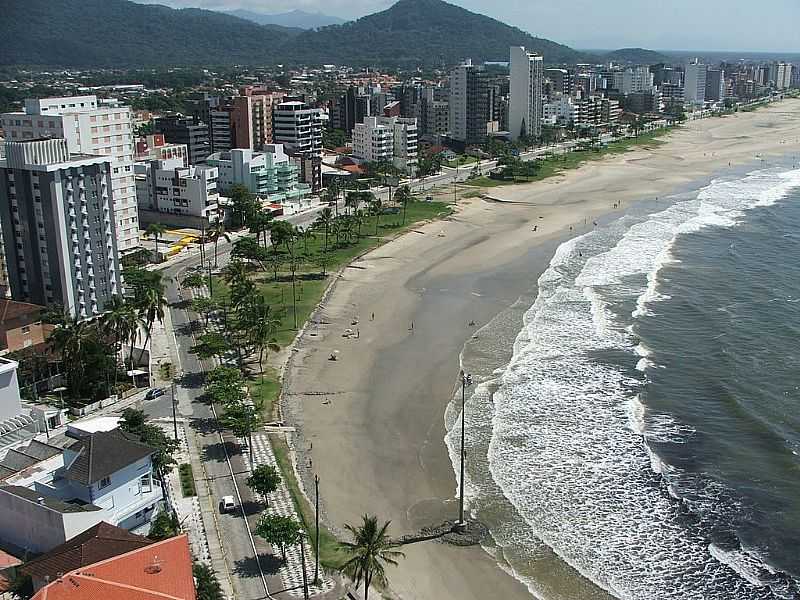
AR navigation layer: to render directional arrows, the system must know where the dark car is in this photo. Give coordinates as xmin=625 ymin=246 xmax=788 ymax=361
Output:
xmin=144 ymin=387 xmax=166 ymax=400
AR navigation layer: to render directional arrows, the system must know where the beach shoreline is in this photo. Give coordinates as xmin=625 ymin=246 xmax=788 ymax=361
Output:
xmin=281 ymin=98 xmax=800 ymax=600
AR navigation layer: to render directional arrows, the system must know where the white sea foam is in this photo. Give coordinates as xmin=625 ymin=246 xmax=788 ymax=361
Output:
xmin=484 ymin=167 xmax=800 ymax=599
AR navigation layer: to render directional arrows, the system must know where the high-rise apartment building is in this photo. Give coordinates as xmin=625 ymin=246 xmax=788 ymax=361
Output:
xmin=272 ymin=99 xmax=323 ymax=157
xmin=705 ymin=69 xmax=725 ymax=102
xmin=352 ymin=116 xmax=418 ymax=174
xmin=231 ymin=86 xmax=285 ymax=151
xmin=684 ymin=60 xmax=708 ymax=105
xmin=622 ymin=67 xmax=655 ymax=95
xmin=0 ymin=139 xmax=121 ymax=318
xmin=770 ymin=62 xmax=793 ymax=90
xmin=509 ymin=46 xmax=544 ymax=141
xmin=153 ymin=116 xmax=210 ymax=165
xmin=448 ymin=60 xmax=489 ymax=144
xmin=1 ymin=95 xmax=139 ymax=254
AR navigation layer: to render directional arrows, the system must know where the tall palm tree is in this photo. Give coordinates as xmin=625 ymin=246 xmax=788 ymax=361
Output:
xmin=208 ymin=219 xmax=231 ymax=269
xmin=100 ymin=295 xmax=138 ymax=388
xmin=339 ymin=515 xmax=404 ymax=600
xmin=136 ymin=285 xmax=167 ymax=364
xmin=146 ymin=223 xmax=167 ymax=263
xmin=371 ymin=197 xmax=383 ymax=236
xmin=394 ymin=186 xmax=412 ymax=226
xmin=314 ymin=207 xmax=334 ymax=252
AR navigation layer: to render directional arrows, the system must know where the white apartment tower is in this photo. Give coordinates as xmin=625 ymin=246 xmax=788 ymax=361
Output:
xmin=684 ymin=60 xmax=708 ymax=105
xmin=509 ymin=46 xmax=544 ymax=141
xmin=0 ymin=139 xmax=121 ymax=318
xmin=134 ymin=158 xmax=220 ymax=221
xmin=352 ymin=116 xmax=418 ymax=174
xmin=1 ymin=96 xmax=139 ymax=254
xmin=622 ymin=67 xmax=655 ymax=95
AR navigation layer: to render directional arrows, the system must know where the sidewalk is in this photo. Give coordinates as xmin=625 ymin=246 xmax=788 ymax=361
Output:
xmin=150 ymin=300 xmax=237 ymax=600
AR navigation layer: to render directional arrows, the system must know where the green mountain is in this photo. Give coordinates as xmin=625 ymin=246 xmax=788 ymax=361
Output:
xmin=0 ymin=0 xmax=585 ymax=67
xmin=282 ymin=0 xmax=585 ymax=65
xmin=0 ymin=0 xmax=300 ymax=67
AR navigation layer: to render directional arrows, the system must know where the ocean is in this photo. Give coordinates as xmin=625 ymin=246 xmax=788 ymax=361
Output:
xmin=446 ymin=160 xmax=800 ymax=600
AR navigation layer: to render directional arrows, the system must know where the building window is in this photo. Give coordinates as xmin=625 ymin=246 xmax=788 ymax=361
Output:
xmin=99 ymin=475 xmax=111 ymax=488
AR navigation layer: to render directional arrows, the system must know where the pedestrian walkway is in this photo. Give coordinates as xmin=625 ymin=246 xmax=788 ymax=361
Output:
xmin=155 ymin=418 xmax=212 ymax=565
xmin=243 ymin=433 xmax=336 ymax=597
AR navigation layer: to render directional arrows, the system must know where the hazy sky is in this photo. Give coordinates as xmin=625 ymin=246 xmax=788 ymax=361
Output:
xmin=133 ymin=0 xmax=800 ymax=52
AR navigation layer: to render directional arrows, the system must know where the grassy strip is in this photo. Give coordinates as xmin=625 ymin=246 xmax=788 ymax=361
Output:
xmin=444 ymin=155 xmax=478 ymax=168
xmin=178 ymin=463 xmax=197 ymax=497
xmin=466 ymin=129 xmax=671 ymax=188
xmin=270 ymin=433 xmax=347 ymax=571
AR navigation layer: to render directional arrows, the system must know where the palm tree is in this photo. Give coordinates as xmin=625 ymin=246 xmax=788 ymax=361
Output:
xmin=50 ymin=317 xmax=96 ymax=398
xmin=146 ymin=223 xmax=167 ymax=263
xmin=370 ymin=197 xmax=383 ymax=236
xmin=298 ymin=226 xmax=316 ymax=256
xmin=136 ymin=284 xmax=167 ymax=364
xmin=339 ymin=515 xmax=405 ymax=600
xmin=101 ymin=295 xmax=138 ymax=388
xmin=314 ymin=207 xmax=334 ymax=252
xmin=394 ymin=186 xmax=412 ymax=226
xmin=208 ymin=219 xmax=231 ymax=269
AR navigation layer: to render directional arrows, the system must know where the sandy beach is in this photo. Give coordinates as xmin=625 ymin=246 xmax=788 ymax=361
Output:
xmin=282 ymin=98 xmax=800 ymax=600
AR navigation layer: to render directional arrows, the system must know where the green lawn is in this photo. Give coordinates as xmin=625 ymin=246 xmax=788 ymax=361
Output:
xmin=444 ymin=155 xmax=478 ymax=168
xmin=466 ymin=129 xmax=671 ymax=188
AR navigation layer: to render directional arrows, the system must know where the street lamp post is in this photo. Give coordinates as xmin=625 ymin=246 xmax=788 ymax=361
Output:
xmin=456 ymin=370 xmax=473 ymax=532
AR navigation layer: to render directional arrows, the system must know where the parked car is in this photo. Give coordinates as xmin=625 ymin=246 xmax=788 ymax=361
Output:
xmin=144 ymin=387 xmax=166 ymax=400
xmin=220 ymin=495 xmax=236 ymax=513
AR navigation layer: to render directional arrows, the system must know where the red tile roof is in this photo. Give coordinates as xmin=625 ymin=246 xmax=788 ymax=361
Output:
xmin=33 ymin=535 xmax=195 ymax=600
xmin=0 ymin=549 xmax=22 ymax=570
xmin=21 ymin=522 xmax=152 ymax=583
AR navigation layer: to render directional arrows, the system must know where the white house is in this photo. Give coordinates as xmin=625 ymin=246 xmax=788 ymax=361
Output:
xmin=0 ymin=429 xmax=162 ymax=554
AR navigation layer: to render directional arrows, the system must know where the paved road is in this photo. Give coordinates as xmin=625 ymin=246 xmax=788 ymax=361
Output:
xmin=139 ymin=208 xmax=331 ymax=600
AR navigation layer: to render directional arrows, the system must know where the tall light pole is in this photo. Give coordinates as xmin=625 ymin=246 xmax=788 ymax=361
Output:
xmin=456 ymin=370 xmax=473 ymax=532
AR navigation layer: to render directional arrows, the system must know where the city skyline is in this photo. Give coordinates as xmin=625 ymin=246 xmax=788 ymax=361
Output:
xmin=131 ymin=0 xmax=800 ymax=53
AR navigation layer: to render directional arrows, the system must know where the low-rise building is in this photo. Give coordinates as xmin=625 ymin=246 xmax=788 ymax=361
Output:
xmin=0 ymin=429 xmax=162 ymax=554
xmin=206 ymin=144 xmax=311 ymax=204
xmin=543 ymin=96 xmax=575 ymax=126
xmin=0 ymin=299 xmax=52 ymax=354
xmin=134 ymin=134 xmax=187 ymax=165
xmin=135 ymin=158 xmax=219 ymax=220
xmin=20 ymin=521 xmax=153 ymax=591
xmin=28 ymin=534 xmax=195 ymax=600
xmin=351 ymin=116 xmax=418 ymax=174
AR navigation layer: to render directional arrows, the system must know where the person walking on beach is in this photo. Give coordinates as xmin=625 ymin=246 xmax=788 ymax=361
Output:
xmin=409 ymin=321 xmax=414 ymax=333
xmin=371 ymin=312 xmax=375 ymax=321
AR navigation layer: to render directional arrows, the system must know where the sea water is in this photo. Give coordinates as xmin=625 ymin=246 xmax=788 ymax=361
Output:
xmin=446 ymin=161 xmax=800 ymax=599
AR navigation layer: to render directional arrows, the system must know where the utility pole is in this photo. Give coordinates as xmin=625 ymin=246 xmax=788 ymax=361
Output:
xmin=456 ymin=370 xmax=473 ymax=532
xmin=299 ymin=535 xmax=310 ymax=600
xmin=171 ymin=379 xmax=178 ymax=441
xmin=314 ymin=474 xmax=320 ymax=585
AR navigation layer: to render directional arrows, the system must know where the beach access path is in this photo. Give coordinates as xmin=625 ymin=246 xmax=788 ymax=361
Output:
xmin=282 ymin=98 xmax=800 ymax=600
